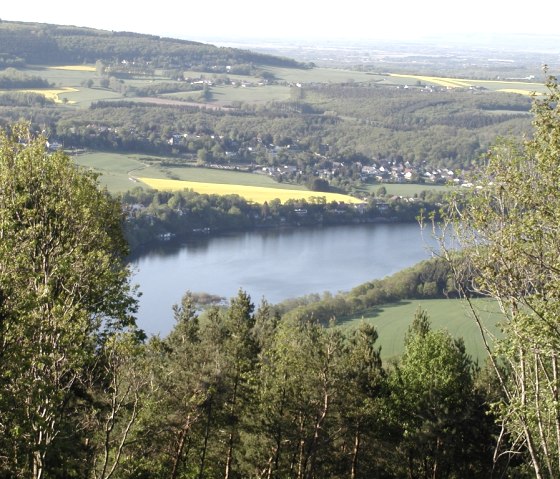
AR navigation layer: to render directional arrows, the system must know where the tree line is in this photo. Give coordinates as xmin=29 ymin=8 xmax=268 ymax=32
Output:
xmin=0 ymin=67 xmax=52 ymax=89
xmin=121 ymin=186 xmax=439 ymax=253
xmin=275 ymin=256 xmax=463 ymax=324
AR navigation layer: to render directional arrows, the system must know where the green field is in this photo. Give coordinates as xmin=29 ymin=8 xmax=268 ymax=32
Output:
xmin=15 ymin=63 xmax=545 ymax=111
xmin=29 ymin=65 xmax=96 ymax=85
xmin=60 ymin=87 xmax=124 ymax=107
xmin=162 ymin=166 xmax=307 ymax=189
xmin=73 ymin=151 xmax=311 ymax=194
xmin=339 ymin=298 xmax=502 ymax=362
xmin=73 ymin=152 xmax=168 ymax=191
xmin=202 ymin=84 xmax=293 ymax=104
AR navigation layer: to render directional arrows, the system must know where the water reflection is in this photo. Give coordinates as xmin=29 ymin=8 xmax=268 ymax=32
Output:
xmin=132 ymin=223 xmax=436 ymax=336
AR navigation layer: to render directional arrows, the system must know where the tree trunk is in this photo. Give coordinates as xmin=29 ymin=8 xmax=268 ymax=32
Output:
xmin=32 ymin=449 xmax=44 ymax=479
xmin=198 ymin=399 xmax=213 ymax=479
xmin=170 ymin=414 xmax=192 ymax=479
xmin=224 ymin=372 xmax=240 ymax=479
xmin=350 ymin=427 xmax=361 ymax=479
xmin=552 ymin=354 xmax=560 ymax=474
xmin=519 ymin=347 xmax=544 ymax=479
xmin=270 ymin=382 xmax=288 ymax=479
xmin=305 ymin=383 xmax=329 ymax=478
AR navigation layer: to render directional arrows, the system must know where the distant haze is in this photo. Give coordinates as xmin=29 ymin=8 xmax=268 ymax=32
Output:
xmin=1 ymin=0 xmax=559 ymax=44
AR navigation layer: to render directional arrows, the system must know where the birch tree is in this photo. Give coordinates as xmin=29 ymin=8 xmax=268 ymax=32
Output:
xmin=441 ymin=72 xmax=560 ymax=478
xmin=0 ymin=123 xmax=137 ymax=479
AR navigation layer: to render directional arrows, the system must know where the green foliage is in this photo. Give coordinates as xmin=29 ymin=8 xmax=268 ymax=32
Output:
xmin=0 ymin=91 xmax=54 ymax=106
xmin=442 ymin=72 xmax=560 ymax=477
xmin=307 ymin=177 xmax=330 ymax=192
xmin=388 ymin=311 xmax=498 ymax=478
xmin=340 ymin=298 xmax=503 ymax=362
xmin=0 ymin=122 xmax=138 ymax=478
xmin=117 ymin=292 xmax=502 ymax=478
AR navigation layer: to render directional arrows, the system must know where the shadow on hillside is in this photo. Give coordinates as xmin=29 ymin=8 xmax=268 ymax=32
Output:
xmin=336 ymin=300 xmax=412 ymax=327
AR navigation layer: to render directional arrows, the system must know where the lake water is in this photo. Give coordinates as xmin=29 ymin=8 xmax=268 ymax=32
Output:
xmin=131 ymin=223 xmax=437 ymax=336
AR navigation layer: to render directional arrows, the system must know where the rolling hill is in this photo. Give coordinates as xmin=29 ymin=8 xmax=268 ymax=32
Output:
xmin=0 ymin=20 xmax=307 ymax=71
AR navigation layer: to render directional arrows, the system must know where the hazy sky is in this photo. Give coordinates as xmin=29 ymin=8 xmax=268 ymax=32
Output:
xmin=1 ymin=1 xmax=558 ymax=42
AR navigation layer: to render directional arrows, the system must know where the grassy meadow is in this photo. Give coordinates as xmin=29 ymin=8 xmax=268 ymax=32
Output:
xmin=339 ymin=298 xmax=502 ymax=362
xmin=162 ymin=166 xmax=307 ymax=189
xmin=203 ymin=84 xmax=293 ymax=104
xmin=74 ymin=152 xmax=314 ymax=194
xmin=7 ymin=62 xmax=544 ymax=110
xmin=73 ymin=152 xmax=167 ymax=192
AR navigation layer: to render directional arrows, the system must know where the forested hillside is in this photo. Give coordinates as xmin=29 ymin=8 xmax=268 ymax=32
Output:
xmin=0 ymin=86 xmax=533 ymax=176
xmin=0 ymin=19 xmax=541 ymax=190
xmin=0 ymin=20 xmax=306 ymax=71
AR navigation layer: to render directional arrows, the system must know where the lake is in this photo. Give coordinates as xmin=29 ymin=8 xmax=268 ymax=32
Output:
xmin=131 ymin=223 xmax=437 ymax=336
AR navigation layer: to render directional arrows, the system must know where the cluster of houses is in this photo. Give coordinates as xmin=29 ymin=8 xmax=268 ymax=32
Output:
xmin=261 ymin=157 xmax=461 ymax=186
xmin=53 ymin=120 xmax=466 ymax=188
xmin=184 ymin=75 xmax=270 ymax=88
xmin=361 ymin=161 xmax=457 ymax=185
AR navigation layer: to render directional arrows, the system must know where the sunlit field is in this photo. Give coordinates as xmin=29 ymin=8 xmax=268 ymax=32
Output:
xmin=390 ymin=74 xmax=472 ymax=88
xmin=138 ymin=177 xmax=364 ymax=204
xmin=497 ymin=88 xmax=537 ymax=95
xmin=6 ymin=87 xmax=79 ymax=103
xmin=48 ymin=65 xmax=97 ymax=72
xmin=339 ymin=298 xmax=502 ymax=361
xmin=389 ymin=73 xmax=545 ymax=95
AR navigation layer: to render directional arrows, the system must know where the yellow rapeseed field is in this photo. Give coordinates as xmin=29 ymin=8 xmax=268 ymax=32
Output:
xmin=390 ymin=73 xmax=472 ymax=88
xmin=48 ymin=65 xmax=97 ymax=72
xmin=389 ymin=73 xmax=541 ymax=95
xmin=10 ymin=87 xmax=79 ymax=103
xmin=496 ymin=88 xmax=535 ymax=96
xmin=137 ymin=177 xmax=364 ymax=205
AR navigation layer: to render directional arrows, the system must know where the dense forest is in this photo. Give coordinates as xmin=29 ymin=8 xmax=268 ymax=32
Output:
xmin=0 ymin=21 xmax=307 ymax=71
